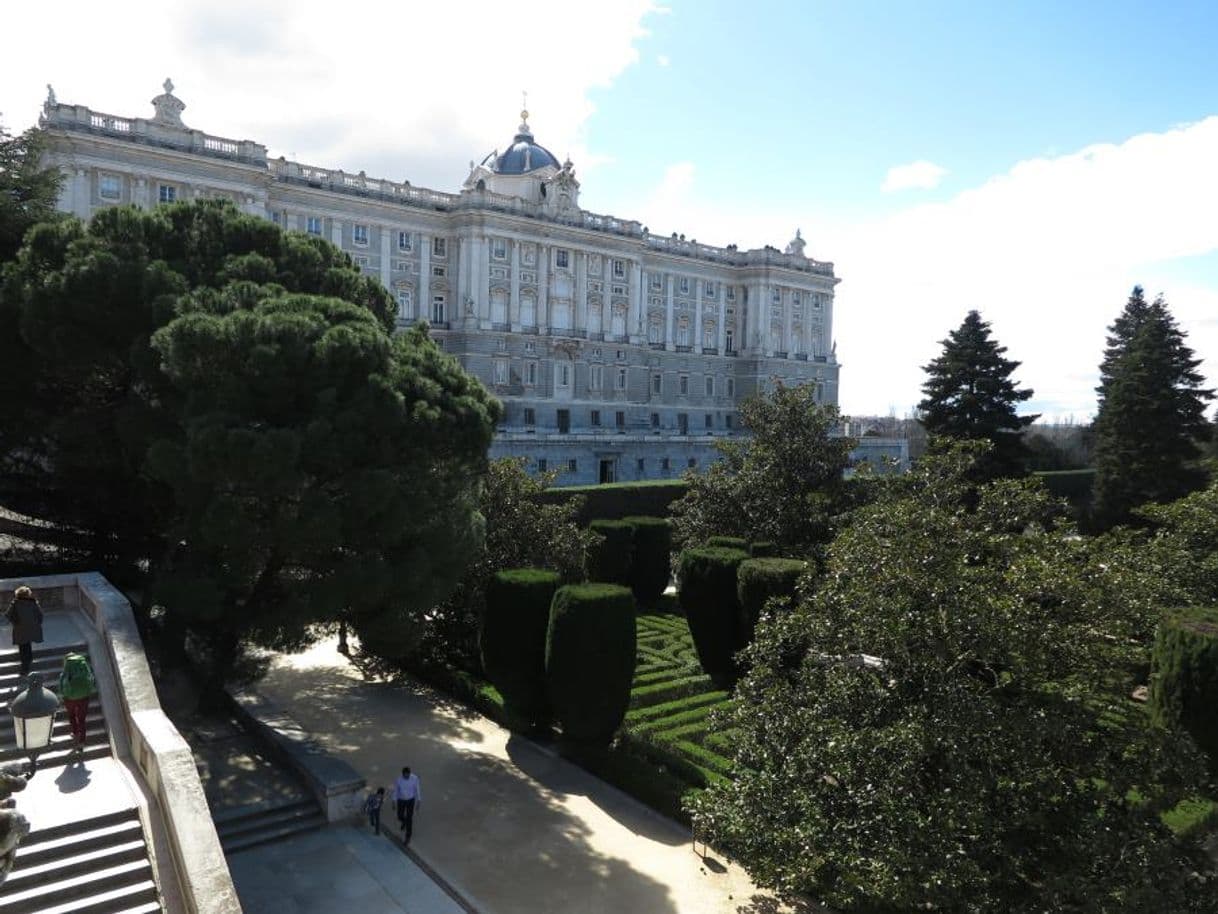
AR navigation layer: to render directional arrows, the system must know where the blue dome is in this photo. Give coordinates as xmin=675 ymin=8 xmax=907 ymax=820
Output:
xmin=482 ymin=115 xmax=560 ymax=175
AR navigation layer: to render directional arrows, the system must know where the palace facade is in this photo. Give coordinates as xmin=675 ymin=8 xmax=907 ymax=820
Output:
xmin=38 ymin=80 xmax=906 ymax=482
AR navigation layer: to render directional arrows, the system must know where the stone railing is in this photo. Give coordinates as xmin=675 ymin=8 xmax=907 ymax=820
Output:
xmin=0 ymin=573 xmax=238 ymax=914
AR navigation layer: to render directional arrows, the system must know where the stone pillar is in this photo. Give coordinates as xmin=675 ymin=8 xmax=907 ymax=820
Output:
xmin=783 ymin=288 xmax=793 ymax=356
xmin=537 ymin=244 xmax=549 ymax=335
xmin=629 ymin=262 xmax=643 ymax=343
xmin=419 ymin=235 xmax=431 ymax=323
xmin=574 ymin=251 xmax=587 ymax=334
xmin=749 ymin=282 xmax=765 ymax=354
xmin=480 ymin=237 xmax=492 ymax=327
xmin=380 ymin=227 xmax=391 ymax=289
xmin=717 ymin=290 xmax=727 ymax=354
xmin=331 ymin=220 xmax=343 ymax=249
xmin=664 ymin=275 xmax=675 ymax=350
xmin=72 ymin=169 xmax=89 ymax=219
xmin=694 ymin=280 xmax=705 ymax=352
xmin=132 ymin=177 xmax=149 ymax=211
xmin=510 ymin=239 xmax=521 ymax=331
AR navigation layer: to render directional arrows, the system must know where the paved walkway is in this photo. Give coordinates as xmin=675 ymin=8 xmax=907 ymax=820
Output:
xmin=257 ymin=638 xmax=801 ymax=914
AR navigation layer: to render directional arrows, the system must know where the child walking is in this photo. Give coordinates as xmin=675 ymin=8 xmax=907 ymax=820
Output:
xmin=364 ymin=787 xmax=385 ymax=835
xmin=58 ymin=652 xmax=97 ymax=750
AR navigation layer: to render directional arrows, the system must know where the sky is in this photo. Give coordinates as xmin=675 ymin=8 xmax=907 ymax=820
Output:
xmin=3 ymin=0 xmax=1218 ymax=420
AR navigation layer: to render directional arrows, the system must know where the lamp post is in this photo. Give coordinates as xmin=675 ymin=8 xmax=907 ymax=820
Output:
xmin=9 ymin=674 xmax=61 ymax=778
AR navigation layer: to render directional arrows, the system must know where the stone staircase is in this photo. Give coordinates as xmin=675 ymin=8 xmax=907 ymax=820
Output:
xmin=213 ymin=796 xmax=327 ymax=855
xmin=0 ymin=806 xmax=160 ymax=914
xmin=0 ymin=644 xmax=109 ymax=770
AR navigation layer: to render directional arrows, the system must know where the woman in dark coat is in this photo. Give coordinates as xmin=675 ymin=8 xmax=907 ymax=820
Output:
xmin=6 ymin=586 xmax=43 ymax=677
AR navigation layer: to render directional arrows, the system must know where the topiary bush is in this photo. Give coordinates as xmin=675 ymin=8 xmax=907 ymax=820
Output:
xmin=588 ymin=519 xmax=635 ymax=585
xmin=624 ymin=515 xmax=672 ymax=607
xmin=737 ymin=557 xmax=807 ymax=643
xmin=678 ymin=546 xmax=750 ymax=688
xmin=546 ymin=583 xmax=637 ymax=754
xmin=480 ymin=569 xmax=561 ymax=731
xmin=1150 ymin=607 xmax=1218 ymax=774
xmin=706 ymin=536 xmax=749 ymax=550
xmin=749 ymin=541 xmax=778 ymax=557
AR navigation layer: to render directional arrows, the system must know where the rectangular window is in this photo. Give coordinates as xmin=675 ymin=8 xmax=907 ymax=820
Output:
xmin=537 ymin=457 xmax=547 ymax=472
xmin=616 ymin=350 xmax=625 ymax=361
xmin=493 ymin=238 xmax=507 ymax=260
xmin=525 ymin=341 xmax=537 ymax=353
xmin=726 ymin=414 xmax=734 ymax=429
xmin=612 ymin=285 xmax=625 ymax=296
xmin=661 ymin=457 xmax=670 ymax=471
xmin=678 ymin=413 xmax=689 ymax=435
xmin=590 ymin=410 xmax=601 ymax=427
xmin=353 ymin=224 xmax=369 ymax=246
xmin=272 ymin=211 xmax=283 ymax=226
xmin=432 ymin=295 xmax=445 ymax=323
xmin=727 ymin=286 xmax=736 ymax=300
xmin=393 ymin=259 xmax=410 ymax=271
xmin=306 ymin=216 xmax=323 ymax=236
xmin=398 ymin=231 xmax=412 ymax=251
xmin=493 ymin=359 xmax=508 ymax=385
xmin=616 ymin=367 xmax=627 ymax=390
xmin=432 ymin=266 xmax=446 ymax=277
xmin=705 ymin=413 xmax=713 ymax=429
xmin=651 ymin=412 xmax=660 ymax=429
xmin=772 ymin=288 xmax=781 ymax=303
xmin=705 ymin=376 xmax=715 ymax=397
xmin=679 ymin=277 xmax=689 ymax=295
xmin=396 ymin=289 xmax=412 ymax=316
xmin=353 ymin=255 xmax=369 ymax=269
xmin=688 ymin=457 xmax=697 ymax=468
xmin=526 ymin=361 xmax=537 ymax=386
xmin=650 ymin=274 xmax=662 ymax=291
xmin=727 ymin=378 xmax=735 ymax=397
xmin=705 ymin=281 xmax=716 ymax=298
xmin=432 ymin=237 xmax=447 ymax=258
xmin=555 ymin=249 xmax=570 ymax=269
xmin=636 ymin=458 xmax=645 ymax=473
xmin=158 ymin=184 xmax=177 ymax=204
xmin=792 ymin=292 xmax=801 ymax=305
xmin=652 ymin=373 xmax=662 ymax=394
xmin=524 ymin=407 xmax=536 ymax=426
xmin=99 ymin=174 xmax=121 ymax=200
xmin=589 ymin=364 xmax=603 ymax=391
xmin=612 ymin=259 xmax=626 ymax=278
xmin=567 ymin=459 xmax=577 ymax=473
xmin=616 ymin=410 xmax=626 ymax=429
xmin=679 ymin=375 xmax=688 ymax=396
xmin=725 ymin=329 xmax=735 ymax=353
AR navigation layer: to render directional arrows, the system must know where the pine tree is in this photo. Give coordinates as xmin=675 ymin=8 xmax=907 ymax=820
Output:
xmin=1092 ymin=289 xmax=1213 ymax=529
xmin=918 ymin=310 xmax=1038 ymax=476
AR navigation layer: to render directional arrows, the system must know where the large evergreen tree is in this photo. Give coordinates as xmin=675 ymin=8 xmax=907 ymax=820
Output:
xmin=918 ymin=310 xmax=1038 ymax=476
xmin=0 ymin=123 xmax=63 ymax=264
xmin=1091 ymin=288 xmax=1213 ymax=529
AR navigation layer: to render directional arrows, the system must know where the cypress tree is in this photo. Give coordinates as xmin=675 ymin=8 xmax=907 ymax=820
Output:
xmin=1092 ymin=288 xmax=1213 ymax=529
xmin=918 ymin=310 xmax=1038 ymax=476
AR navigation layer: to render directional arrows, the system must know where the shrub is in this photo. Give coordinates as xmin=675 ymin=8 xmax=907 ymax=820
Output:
xmin=749 ymin=541 xmax=778 ymax=557
xmin=588 ymin=519 xmax=635 ymax=585
xmin=677 ymin=546 xmax=750 ymax=688
xmin=535 ymin=480 xmax=689 ymax=524
xmin=624 ymin=515 xmax=672 ymax=607
xmin=480 ymin=569 xmax=561 ymax=731
xmin=1150 ymin=606 xmax=1218 ymax=773
xmin=706 ymin=536 xmax=749 ymax=550
xmin=546 ymin=583 xmax=637 ymax=753
xmin=736 ymin=557 xmax=807 ymax=642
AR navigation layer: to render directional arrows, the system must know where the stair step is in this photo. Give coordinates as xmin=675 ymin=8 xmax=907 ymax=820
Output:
xmin=0 ymin=644 xmax=87 ymax=664
xmin=15 ymin=820 xmax=144 ymax=869
xmin=216 ymin=802 xmax=321 ymax=840
xmin=20 ymin=810 xmax=137 ymax=849
xmin=6 ymin=840 xmax=147 ymax=887
xmin=211 ymin=796 xmax=315 ymax=827
xmin=17 ymin=879 xmax=159 ymax=914
xmin=221 ymin=812 xmax=326 ymax=855
xmin=0 ymin=858 xmax=152 ymax=910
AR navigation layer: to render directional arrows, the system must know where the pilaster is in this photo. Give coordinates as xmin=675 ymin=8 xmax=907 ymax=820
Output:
xmin=694 ymin=280 xmax=705 ymax=351
xmin=537 ymin=244 xmax=549 ymax=334
xmin=629 ymin=262 xmax=643 ymax=343
xmin=574 ymin=250 xmax=587 ymax=334
xmin=379 ymin=227 xmax=391 ymax=290
xmin=664 ymin=274 xmax=675 ymax=350
xmin=510 ymin=240 xmax=521 ymax=331
xmin=419 ymin=234 xmax=431 ymax=323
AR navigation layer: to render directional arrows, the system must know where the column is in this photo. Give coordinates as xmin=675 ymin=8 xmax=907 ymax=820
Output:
xmin=73 ymin=169 xmax=89 ymax=219
xmin=455 ymin=235 xmax=470 ymax=321
xmin=380 ymin=227 xmax=391 ymax=290
xmin=480 ymin=237 xmax=492 ymax=327
xmin=510 ymin=239 xmax=521 ymax=331
xmin=629 ymin=263 xmax=643 ymax=343
xmin=717 ymin=290 xmax=727 ymax=354
xmin=537 ymin=244 xmax=550 ymax=335
xmin=694 ymin=280 xmax=705 ymax=352
xmin=131 ymin=176 xmax=148 ymax=211
xmin=419 ymin=235 xmax=431 ymax=323
xmin=574 ymin=251 xmax=587 ymax=335
xmin=783 ymin=288 xmax=793 ymax=356
xmin=824 ymin=293 xmax=834 ymax=359
xmin=664 ymin=275 xmax=675 ymax=350
xmin=749 ymin=282 xmax=765 ymax=354
xmin=331 ymin=220 xmax=343 ymax=249
xmin=285 ymin=213 xmax=298 ymax=231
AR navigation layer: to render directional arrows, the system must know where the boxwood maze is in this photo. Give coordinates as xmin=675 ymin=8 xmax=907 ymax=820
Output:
xmin=622 ymin=611 xmax=736 ymax=789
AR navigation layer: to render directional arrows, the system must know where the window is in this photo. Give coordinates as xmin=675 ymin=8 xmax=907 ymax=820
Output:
xmin=705 ymin=413 xmax=713 ymax=429
xmin=679 ymin=375 xmax=688 ymax=396
xmin=526 ymin=361 xmax=538 ymax=386
xmin=793 ymin=292 xmax=801 ymax=305
xmin=705 ymin=376 xmax=715 ymax=397
xmin=272 ymin=211 xmax=283 ymax=226
xmin=432 ymin=237 xmax=447 ymax=258
xmin=398 ymin=231 xmax=412 ymax=251
xmin=677 ymin=322 xmax=690 ymax=347
xmin=678 ymin=413 xmax=689 ymax=435
xmin=99 ymin=174 xmax=121 ymax=200
xmin=537 ymin=458 xmax=547 ymax=472
xmin=612 ymin=259 xmax=626 ymax=278
xmin=726 ymin=414 xmax=734 ymax=429
xmin=493 ymin=359 xmax=508 ymax=385
xmin=727 ymin=286 xmax=736 ymax=300
xmin=650 ymin=274 xmax=662 ymax=291
xmin=158 ymin=184 xmax=177 ymax=204
xmin=636 ymin=458 xmax=645 ymax=473
xmin=353 ymin=224 xmax=369 ymax=246
xmin=396 ymin=289 xmax=412 ymax=316
xmin=525 ymin=341 xmax=536 ymax=353
xmin=727 ymin=378 xmax=736 ymax=397
xmin=652 ymin=373 xmax=662 ymax=394
xmin=616 ymin=411 xmax=626 ymax=428
xmin=431 ymin=295 xmax=445 ymax=323
xmin=306 ymin=216 xmax=323 ymax=236
xmin=725 ymin=329 xmax=735 ymax=353
xmin=679 ymin=277 xmax=689 ymax=295
xmin=615 ymin=367 xmax=627 ymax=390
xmin=590 ymin=410 xmax=601 ymax=427
xmin=393 ymin=259 xmax=410 ymax=271
xmin=813 ymin=295 xmax=822 ymax=309
xmin=688 ymin=457 xmax=697 ymax=468
xmin=524 ymin=408 xmax=536 ymax=426
xmin=616 ymin=350 xmax=625 ymax=361
xmin=555 ymin=249 xmax=570 ymax=269
xmin=353 ymin=255 xmax=369 ymax=269
xmin=648 ymin=322 xmax=662 ymax=344
xmin=493 ymin=238 xmax=507 ymax=260
xmin=661 ymin=457 xmax=670 ymax=471
xmin=772 ymin=288 xmax=781 ymax=304
xmin=612 ymin=284 xmax=625 ymax=296
xmin=568 ymin=459 xmax=578 ymax=473
xmin=589 ymin=364 xmax=603 ymax=391
xmin=651 ymin=413 xmax=660 ymax=429
xmin=558 ymin=363 xmax=571 ymax=387
xmin=705 ymin=281 xmax=716 ymax=298
xmin=432 ymin=266 xmax=446 ymax=278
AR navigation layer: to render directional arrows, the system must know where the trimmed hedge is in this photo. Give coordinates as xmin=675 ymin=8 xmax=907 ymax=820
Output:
xmin=1151 ymin=607 xmax=1218 ymax=774
xmin=737 ymin=557 xmax=807 ymax=641
xmin=624 ymin=515 xmax=672 ymax=607
xmin=536 ymin=480 xmax=688 ymax=524
xmin=481 ymin=569 xmax=561 ymax=731
xmin=588 ymin=519 xmax=635 ymax=585
xmin=749 ymin=541 xmax=778 ymax=557
xmin=546 ymin=583 xmax=638 ymax=753
xmin=706 ymin=536 xmax=749 ymax=550
xmin=678 ymin=546 xmax=750 ymax=688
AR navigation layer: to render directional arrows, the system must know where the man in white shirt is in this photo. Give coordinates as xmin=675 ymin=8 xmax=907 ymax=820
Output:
xmin=393 ymin=766 xmax=422 ymax=843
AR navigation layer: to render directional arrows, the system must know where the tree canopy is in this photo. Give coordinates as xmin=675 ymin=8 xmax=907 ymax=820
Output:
xmin=1091 ymin=288 xmax=1213 ymax=529
xmin=691 ymin=442 xmax=1214 ymax=913
xmin=918 ymin=310 xmax=1038 ymax=477
xmin=0 ymin=124 xmax=62 ymax=264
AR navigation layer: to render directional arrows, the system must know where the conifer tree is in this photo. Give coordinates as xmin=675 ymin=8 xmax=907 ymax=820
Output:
xmin=918 ymin=310 xmax=1037 ymax=476
xmin=1092 ymin=288 xmax=1213 ymax=528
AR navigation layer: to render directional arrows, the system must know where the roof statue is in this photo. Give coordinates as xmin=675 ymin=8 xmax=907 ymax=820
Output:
xmin=151 ymin=78 xmax=186 ymax=127
xmin=785 ymin=228 xmax=807 ymax=258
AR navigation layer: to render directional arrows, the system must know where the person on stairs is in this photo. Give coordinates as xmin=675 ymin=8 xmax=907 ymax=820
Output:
xmin=58 ymin=653 xmax=97 ymax=751
xmin=6 ymin=586 xmax=43 ymax=678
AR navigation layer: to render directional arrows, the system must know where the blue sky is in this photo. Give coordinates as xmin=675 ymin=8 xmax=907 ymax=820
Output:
xmin=3 ymin=0 xmax=1217 ymax=419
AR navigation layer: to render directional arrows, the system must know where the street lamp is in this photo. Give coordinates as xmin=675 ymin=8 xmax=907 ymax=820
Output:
xmin=8 ymin=674 xmax=61 ymax=778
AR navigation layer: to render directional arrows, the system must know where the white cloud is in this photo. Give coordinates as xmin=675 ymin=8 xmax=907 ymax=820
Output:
xmin=882 ymin=160 xmax=949 ymax=192
xmin=657 ymin=54 xmax=671 ymax=67
xmin=0 ymin=0 xmax=658 ymax=190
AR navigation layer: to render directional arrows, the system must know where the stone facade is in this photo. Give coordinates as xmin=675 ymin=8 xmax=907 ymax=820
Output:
xmin=37 ymin=80 xmax=905 ymax=482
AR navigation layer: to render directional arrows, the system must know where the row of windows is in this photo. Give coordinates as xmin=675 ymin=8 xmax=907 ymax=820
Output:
xmin=537 ymin=456 xmax=698 ymax=474
xmin=98 ymin=174 xmax=178 ymax=204
xmin=492 ymin=360 xmax=737 ymax=398
xmin=520 ymin=408 xmax=735 ymax=431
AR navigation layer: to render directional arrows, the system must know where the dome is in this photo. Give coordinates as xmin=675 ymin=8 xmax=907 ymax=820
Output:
xmin=481 ymin=110 xmax=560 ymax=176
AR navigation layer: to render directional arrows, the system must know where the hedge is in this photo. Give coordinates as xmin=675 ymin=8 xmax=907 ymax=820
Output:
xmin=737 ymin=557 xmax=807 ymax=642
xmin=480 ymin=569 xmax=561 ymax=731
xmin=588 ymin=519 xmax=635 ymax=585
xmin=678 ymin=546 xmax=750 ymax=688
xmin=706 ymin=536 xmax=749 ymax=550
xmin=536 ymin=480 xmax=689 ymax=524
xmin=749 ymin=541 xmax=778 ymax=557
xmin=1151 ymin=607 xmax=1218 ymax=774
xmin=546 ymin=583 xmax=638 ymax=753
xmin=623 ymin=515 xmax=672 ymax=607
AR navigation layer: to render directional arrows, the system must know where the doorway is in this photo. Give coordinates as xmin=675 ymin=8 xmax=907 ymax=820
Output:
xmin=599 ymin=459 xmax=617 ymax=484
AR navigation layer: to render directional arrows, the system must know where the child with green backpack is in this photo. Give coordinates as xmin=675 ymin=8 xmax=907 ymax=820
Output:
xmin=58 ymin=653 xmax=97 ymax=750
